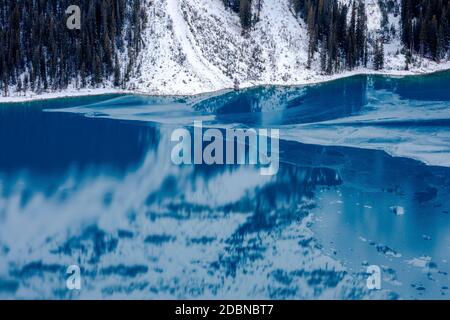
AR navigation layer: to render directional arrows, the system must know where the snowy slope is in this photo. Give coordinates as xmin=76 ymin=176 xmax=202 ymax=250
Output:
xmin=2 ymin=0 xmax=450 ymax=101
xmin=131 ymin=0 xmax=312 ymax=95
xmin=338 ymin=0 xmax=382 ymax=31
xmin=126 ymin=0 xmax=450 ymax=96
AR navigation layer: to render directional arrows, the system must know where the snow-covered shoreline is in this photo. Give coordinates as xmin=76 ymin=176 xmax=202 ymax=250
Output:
xmin=2 ymin=0 xmax=450 ymax=104
xmin=1 ymin=64 xmax=450 ymax=104
xmin=0 ymin=88 xmax=129 ymax=104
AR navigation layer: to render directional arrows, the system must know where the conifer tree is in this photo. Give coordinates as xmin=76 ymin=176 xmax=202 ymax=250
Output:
xmin=239 ymin=0 xmax=253 ymax=32
xmin=0 ymin=0 xmax=146 ymax=93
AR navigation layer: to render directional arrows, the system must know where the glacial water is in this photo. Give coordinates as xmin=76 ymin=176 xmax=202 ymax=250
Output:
xmin=0 ymin=72 xmax=450 ymax=299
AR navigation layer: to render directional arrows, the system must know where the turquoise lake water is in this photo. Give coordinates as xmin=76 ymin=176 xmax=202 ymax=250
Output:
xmin=0 ymin=72 xmax=450 ymax=299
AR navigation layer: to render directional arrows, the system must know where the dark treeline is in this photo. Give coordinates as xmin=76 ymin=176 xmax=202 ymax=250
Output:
xmin=224 ymin=0 xmax=450 ymax=73
xmin=401 ymin=0 xmax=450 ymax=61
xmin=224 ymin=0 xmax=372 ymax=74
xmin=292 ymin=0 xmax=370 ymax=74
xmin=0 ymin=0 xmax=146 ymax=96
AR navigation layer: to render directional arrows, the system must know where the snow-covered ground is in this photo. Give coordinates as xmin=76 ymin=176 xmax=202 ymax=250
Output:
xmin=130 ymin=0 xmax=450 ymax=95
xmin=1 ymin=0 xmax=450 ymax=103
xmin=0 ymin=87 xmax=129 ymax=104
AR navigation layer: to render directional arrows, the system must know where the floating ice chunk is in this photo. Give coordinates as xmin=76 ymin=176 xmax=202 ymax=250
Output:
xmin=390 ymin=206 xmax=405 ymax=216
xmin=407 ymin=256 xmax=431 ymax=268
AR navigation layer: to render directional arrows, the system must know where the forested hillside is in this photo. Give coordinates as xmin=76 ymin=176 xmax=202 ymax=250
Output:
xmin=224 ymin=0 xmax=450 ymax=73
xmin=0 ymin=0 xmax=449 ymax=97
xmin=401 ymin=0 xmax=450 ymax=63
xmin=0 ymin=0 xmax=146 ymax=96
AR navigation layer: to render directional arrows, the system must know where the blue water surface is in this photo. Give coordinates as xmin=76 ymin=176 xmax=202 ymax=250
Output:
xmin=0 ymin=73 xmax=450 ymax=299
